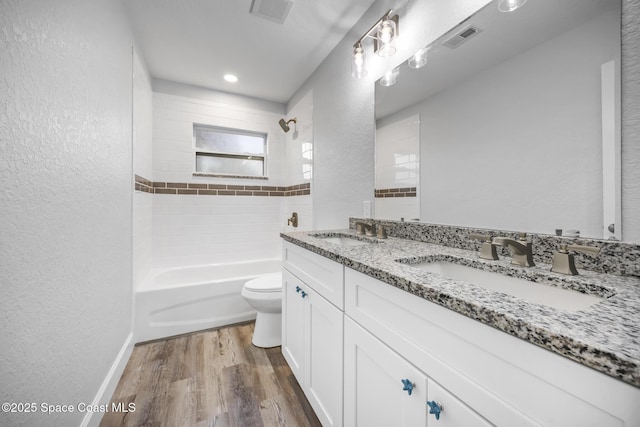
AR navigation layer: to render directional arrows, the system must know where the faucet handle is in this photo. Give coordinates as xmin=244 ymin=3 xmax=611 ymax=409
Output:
xmin=517 ymin=232 xmax=528 ymax=241
xmin=561 ymin=244 xmax=601 ymax=257
xmin=470 ymin=233 xmax=491 ymax=242
xmin=552 ymin=244 xmax=600 ymax=275
xmin=470 ymin=234 xmax=498 ymax=260
xmin=377 ymin=226 xmax=388 ymax=239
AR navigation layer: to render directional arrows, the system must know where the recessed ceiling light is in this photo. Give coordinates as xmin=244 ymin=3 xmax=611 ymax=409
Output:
xmin=224 ymin=74 xmax=238 ymax=83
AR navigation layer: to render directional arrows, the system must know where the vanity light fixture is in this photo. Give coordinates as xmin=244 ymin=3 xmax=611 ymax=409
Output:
xmin=379 ymin=67 xmax=400 ymax=87
xmin=408 ymin=47 xmax=428 ymax=69
xmin=498 ymin=0 xmax=527 ymax=12
xmin=351 ymin=10 xmax=399 ymax=79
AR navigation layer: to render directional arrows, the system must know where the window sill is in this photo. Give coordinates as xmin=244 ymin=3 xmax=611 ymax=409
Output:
xmin=193 ymin=172 xmax=269 ymax=180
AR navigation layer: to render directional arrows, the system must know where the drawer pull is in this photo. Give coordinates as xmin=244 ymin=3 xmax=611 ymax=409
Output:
xmin=300 ymin=290 xmax=308 ymax=298
xmin=427 ymin=400 xmax=442 ymax=420
xmin=401 ymin=379 xmax=414 ymax=395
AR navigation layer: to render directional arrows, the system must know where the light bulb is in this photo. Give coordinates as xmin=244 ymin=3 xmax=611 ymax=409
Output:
xmin=376 ymin=17 xmax=397 ymax=57
xmin=408 ymin=48 xmax=428 ymax=69
xmin=379 ymin=20 xmax=394 ymax=44
xmin=379 ymin=67 xmax=399 ymax=87
xmin=498 ymin=0 xmax=527 ymax=12
xmin=352 ymin=44 xmax=367 ymax=79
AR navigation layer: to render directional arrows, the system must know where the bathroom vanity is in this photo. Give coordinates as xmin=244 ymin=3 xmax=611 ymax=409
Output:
xmin=280 ymin=227 xmax=640 ymax=426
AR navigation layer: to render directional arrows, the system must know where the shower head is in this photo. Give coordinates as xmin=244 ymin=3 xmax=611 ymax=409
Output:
xmin=279 ymin=117 xmax=297 ymax=133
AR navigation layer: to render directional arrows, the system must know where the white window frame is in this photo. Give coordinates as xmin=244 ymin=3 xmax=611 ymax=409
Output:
xmin=193 ymin=123 xmax=268 ymax=178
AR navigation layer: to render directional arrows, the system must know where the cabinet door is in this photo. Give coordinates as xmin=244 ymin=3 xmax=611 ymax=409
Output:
xmin=426 ymin=379 xmax=493 ymax=426
xmin=305 ymin=285 xmax=344 ymax=427
xmin=282 ymin=269 xmax=305 ymax=384
xmin=345 ymin=317 xmax=427 ymax=427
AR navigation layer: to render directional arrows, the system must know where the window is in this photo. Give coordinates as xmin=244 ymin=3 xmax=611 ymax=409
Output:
xmin=193 ymin=124 xmax=267 ymax=177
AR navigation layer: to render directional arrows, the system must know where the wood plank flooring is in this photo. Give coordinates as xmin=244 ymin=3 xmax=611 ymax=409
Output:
xmin=100 ymin=322 xmax=322 ymax=427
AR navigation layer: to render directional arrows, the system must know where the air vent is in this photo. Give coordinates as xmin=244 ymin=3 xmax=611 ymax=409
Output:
xmin=442 ymin=25 xmax=483 ymax=49
xmin=250 ymin=0 xmax=294 ymax=24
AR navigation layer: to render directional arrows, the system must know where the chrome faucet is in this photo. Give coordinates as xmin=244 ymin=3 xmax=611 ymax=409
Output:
xmin=287 ymin=212 xmax=298 ymax=228
xmin=493 ymin=233 xmax=535 ymax=267
xmin=355 ymin=221 xmax=375 ymax=237
xmin=551 ymin=243 xmax=601 ymax=275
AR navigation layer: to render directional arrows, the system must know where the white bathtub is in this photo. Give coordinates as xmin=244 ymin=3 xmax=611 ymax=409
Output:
xmin=135 ymin=259 xmax=282 ymax=342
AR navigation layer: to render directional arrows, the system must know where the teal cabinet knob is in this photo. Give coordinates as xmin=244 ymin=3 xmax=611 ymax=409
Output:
xmin=300 ymin=290 xmax=308 ymax=298
xmin=401 ymin=379 xmax=414 ymax=395
xmin=427 ymin=400 xmax=442 ymax=420
xmin=295 ymin=285 xmax=301 ymax=293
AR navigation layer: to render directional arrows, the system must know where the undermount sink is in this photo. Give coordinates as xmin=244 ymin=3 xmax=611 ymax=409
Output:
xmin=400 ymin=260 xmax=605 ymax=312
xmin=312 ymin=233 xmax=375 ymax=247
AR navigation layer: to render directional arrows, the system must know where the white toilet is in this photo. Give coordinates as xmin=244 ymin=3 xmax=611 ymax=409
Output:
xmin=241 ymin=271 xmax=283 ymax=348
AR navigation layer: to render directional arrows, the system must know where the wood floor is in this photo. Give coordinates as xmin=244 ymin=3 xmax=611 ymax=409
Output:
xmin=100 ymin=322 xmax=322 ymax=427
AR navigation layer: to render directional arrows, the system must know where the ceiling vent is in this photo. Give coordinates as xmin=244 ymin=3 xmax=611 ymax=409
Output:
xmin=250 ymin=0 xmax=294 ymax=24
xmin=442 ymin=25 xmax=483 ymax=49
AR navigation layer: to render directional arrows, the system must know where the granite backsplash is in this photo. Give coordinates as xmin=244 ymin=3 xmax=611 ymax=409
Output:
xmin=349 ymin=218 xmax=640 ymax=277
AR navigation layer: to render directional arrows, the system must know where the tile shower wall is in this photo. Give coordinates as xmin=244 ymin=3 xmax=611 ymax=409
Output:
xmin=282 ymin=90 xmax=314 ymax=232
xmin=375 ymin=114 xmax=420 ymax=221
xmin=132 ymin=51 xmax=153 ymax=289
xmin=150 ymin=83 xmax=292 ymax=268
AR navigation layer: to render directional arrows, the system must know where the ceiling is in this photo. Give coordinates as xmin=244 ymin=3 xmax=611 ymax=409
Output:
xmin=123 ymin=0 xmax=376 ymax=104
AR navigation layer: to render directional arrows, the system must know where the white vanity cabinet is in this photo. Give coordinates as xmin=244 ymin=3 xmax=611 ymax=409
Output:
xmin=344 ymin=267 xmax=640 ymax=427
xmin=282 ymin=242 xmax=344 ymax=427
xmin=345 ymin=316 xmax=493 ymax=427
xmin=344 ymin=316 xmax=428 ymax=427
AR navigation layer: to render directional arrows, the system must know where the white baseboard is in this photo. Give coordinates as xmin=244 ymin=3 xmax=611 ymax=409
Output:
xmin=80 ymin=332 xmax=134 ymax=427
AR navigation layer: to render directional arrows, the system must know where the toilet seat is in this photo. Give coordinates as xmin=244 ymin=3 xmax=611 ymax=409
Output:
xmin=244 ymin=272 xmax=282 ymax=293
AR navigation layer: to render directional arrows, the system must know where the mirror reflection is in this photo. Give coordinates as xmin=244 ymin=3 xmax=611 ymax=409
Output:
xmin=375 ymin=0 xmax=621 ymax=239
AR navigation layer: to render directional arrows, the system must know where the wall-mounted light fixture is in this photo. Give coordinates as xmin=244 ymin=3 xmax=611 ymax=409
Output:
xmin=379 ymin=67 xmax=400 ymax=87
xmin=498 ymin=0 xmax=527 ymax=12
xmin=407 ymin=47 xmax=428 ymax=69
xmin=352 ymin=10 xmax=399 ymax=79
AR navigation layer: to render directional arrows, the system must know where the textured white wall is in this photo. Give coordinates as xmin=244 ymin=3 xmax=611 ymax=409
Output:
xmin=622 ymin=0 xmax=640 ymax=243
xmin=288 ymin=0 xmax=490 ymax=229
xmin=0 ymin=0 xmax=136 ymax=425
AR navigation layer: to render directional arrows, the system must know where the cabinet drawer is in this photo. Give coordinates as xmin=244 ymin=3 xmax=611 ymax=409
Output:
xmin=283 ymin=241 xmax=344 ymax=309
xmin=344 ymin=267 xmax=634 ymax=427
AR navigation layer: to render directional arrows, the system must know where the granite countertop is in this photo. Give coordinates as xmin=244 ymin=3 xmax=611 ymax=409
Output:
xmin=281 ymin=229 xmax=640 ymax=388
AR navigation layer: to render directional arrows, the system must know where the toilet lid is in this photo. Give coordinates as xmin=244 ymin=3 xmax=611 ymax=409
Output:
xmin=244 ymin=272 xmax=282 ymax=292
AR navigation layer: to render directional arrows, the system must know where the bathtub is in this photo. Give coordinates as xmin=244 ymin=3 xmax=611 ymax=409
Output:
xmin=135 ymin=259 xmax=282 ymax=342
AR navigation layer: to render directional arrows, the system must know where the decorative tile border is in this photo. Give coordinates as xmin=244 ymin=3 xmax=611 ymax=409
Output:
xmin=375 ymin=187 xmax=417 ymax=198
xmin=135 ymin=175 xmax=154 ymax=193
xmin=134 ymin=175 xmax=310 ymax=197
xmin=349 ymin=217 xmax=640 ymax=277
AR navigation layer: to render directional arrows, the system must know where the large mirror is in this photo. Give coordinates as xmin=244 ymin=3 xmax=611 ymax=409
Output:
xmin=375 ymin=0 xmax=621 ymax=239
